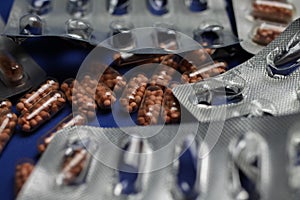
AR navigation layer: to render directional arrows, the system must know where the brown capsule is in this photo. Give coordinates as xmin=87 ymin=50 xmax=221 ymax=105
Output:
xmin=16 ymin=79 xmax=59 ymax=113
xmin=18 ymin=91 xmax=66 ymax=132
xmin=252 ymin=1 xmax=294 ymax=24
xmin=120 ymin=74 xmax=149 ymax=113
xmin=61 ymin=78 xmax=97 ymax=120
xmin=252 ymin=23 xmax=285 ymax=46
xmin=137 ymin=86 xmax=164 ymax=126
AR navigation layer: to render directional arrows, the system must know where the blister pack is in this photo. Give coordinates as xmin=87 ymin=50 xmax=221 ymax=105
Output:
xmin=233 ymin=0 xmax=300 ymax=54
xmin=15 ymin=112 xmax=300 ymax=200
xmin=0 ymin=36 xmax=46 ymax=98
xmin=4 ymin=0 xmax=239 ymax=49
xmin=173 ymin=18 xmax=300 ymax=122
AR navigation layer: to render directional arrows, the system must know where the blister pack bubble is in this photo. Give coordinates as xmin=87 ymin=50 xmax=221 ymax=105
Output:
xmin=172 ymin=18 xmax=300 ymax=122
xmin=3 ymin=0 xmax=239 ymax=49
xmin=0 ymin=36 xmax=46 ymax=98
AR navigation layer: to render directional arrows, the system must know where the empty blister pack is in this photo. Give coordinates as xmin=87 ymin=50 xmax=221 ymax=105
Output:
xmin=0 ymin=36 xmax=46 ymax=98
xmin=4 ymin=0 xmax=239 ymax=49
xmin=173 ymin=18 xmax=300 ymax=122
xmin=233 ymin=0 xmax=300 ymax=54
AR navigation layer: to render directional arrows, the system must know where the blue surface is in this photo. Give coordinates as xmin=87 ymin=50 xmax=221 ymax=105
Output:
xmin=0 ymin=1 xmax=253 ymax=200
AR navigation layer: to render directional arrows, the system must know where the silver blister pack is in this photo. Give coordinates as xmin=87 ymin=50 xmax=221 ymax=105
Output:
xmin=233 ymin=0 xmax=300 ymax=54
xmin=15 ymin=113 xmax=300 ymax=200
xmin=4 ymin=0 xmax=239 ymax=49
xmin=173 ymin=18 xmax=300 ymax=122
xmin=0 ymin=36 xmax=46 ymax=98
xmin=15 ymin=124 xmax=189 ymax=200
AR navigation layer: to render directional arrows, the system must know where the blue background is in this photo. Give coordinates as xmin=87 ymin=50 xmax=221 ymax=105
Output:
xmin=0 ymin=1 xmax=252 ymax=199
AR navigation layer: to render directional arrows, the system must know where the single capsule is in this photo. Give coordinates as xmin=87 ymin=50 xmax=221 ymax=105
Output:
xmin=16 ymin=78 xmax=59 ymax=113
xmin=252 ymin=22 xmax=286 ymax=46
xmin=252 ymin=0 xmax=295 ymax=24
xmin=137 ymin=85 xmax=164 ymax=126
xmin=18 ymin=91 xmax=66 ymax=132
xmin=119 ymin=74 xmax=148 ymax=113
xmin=61 ymin=78 xmax=97 ymax=120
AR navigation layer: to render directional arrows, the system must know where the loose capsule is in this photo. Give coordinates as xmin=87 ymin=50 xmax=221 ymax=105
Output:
xmin=137 ymin=86 xmax=164 ymax=126
xmin=119 ymin=74 xmax=148 ymax=113
xmin=61 ymin=78 xmax=97 ymax=120
xmin=16 ymin=79 xmax=59 ymax=113
xmin=37 ymin=113 xmax=87 ymax=153
xmin=0 ymin=99 xmax=12 ymax=113
xmin=0 ymin=111 xmax=17 ymax=154
xmin=181 ymin=61 xmax=227 ymax=83
xmin=95 ymin=83 xmax=116 ymax=110
xmin=15 ymin=160 xmax=34 ymax=195
xmin=18 ymin=91 xmax=66 ymax=132
xmin=0 ymin=51 xmax=24 ymax=86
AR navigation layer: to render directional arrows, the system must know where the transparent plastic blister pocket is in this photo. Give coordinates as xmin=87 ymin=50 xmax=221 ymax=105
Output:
xmin=56 ymin=136 xmax=97 ymax=186
xmin=0 ymin=36 xmax=46 ymax=98
xmin=4 ymin=0 xmax=239 ymax=48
